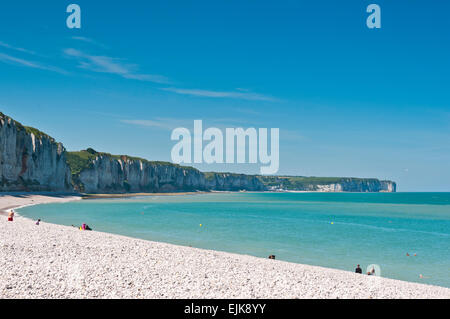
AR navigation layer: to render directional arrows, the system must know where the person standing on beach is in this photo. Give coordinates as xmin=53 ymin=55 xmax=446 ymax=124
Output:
xmin=7 ymin=210 xmax=14 ymax=221
xmin=355 ymin=264 xmax=362 ymax=274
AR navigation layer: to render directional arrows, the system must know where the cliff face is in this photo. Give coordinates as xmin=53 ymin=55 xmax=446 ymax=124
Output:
xmin=205 ymin=173 xmax=265 ymax=191
xmin=74 ymin=154 xmax=206 ymax=193
xmin=68 ymin=150 xmax=265 ymax=193
xmin=313 ymin=180 xmax=396 ymax=192
xmin=258 ymin=176 xmax=396 ymax=193
xmin=0 ymin=113 xmax=72 ymax=192
xmin=70 ymin=151 xmax=393 ymax=194
xmin=0 ymin=112 xmax=396 ymax=194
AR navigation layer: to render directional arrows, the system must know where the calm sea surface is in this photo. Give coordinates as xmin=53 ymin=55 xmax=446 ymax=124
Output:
xmin=18 ymin=192 xmax=450 ymax=287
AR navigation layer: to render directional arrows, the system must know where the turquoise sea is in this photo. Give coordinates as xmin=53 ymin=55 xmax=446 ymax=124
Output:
xmin=17 ymin=192 xmax=450 ymax=288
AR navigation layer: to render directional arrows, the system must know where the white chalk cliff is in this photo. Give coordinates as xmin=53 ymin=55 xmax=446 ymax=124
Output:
xmin=0 ymin=113 xmax=72 ymax=192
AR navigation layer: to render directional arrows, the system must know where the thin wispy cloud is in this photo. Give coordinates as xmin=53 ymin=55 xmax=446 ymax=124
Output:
xmin=232 ymin=108 xmax=261 ymax=116
xmin=208 ymin=117 xmax=263 ymax=126
xmin=0 ymin=41 xmax=37 ymax=55
xmin=71 ymin=36 xmax=97 ymax=44
xmin=64 ymin=48 xmax=169 ymax=84
xmin=123 ymin=117 xmax=266 ymax=131
xmin=0 ymin=52 xmax=67 ymax=74
xmin=161 ymin=87 xmax=277 ymax=101
xmin=121 ymin=118 xmax=190 ymax=130
xmin=281 ymin=129 xmax=307 ymax=141
xmin=71 ymin=36 xmax=106 ymax=48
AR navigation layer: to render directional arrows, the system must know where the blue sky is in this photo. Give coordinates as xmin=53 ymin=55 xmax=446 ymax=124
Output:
xmin=0 ymin=1 xmax=449 ymax=191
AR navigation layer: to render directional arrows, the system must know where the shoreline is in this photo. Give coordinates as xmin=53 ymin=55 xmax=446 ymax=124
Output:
xmin=1 ymin=193 xmax=449 ymax=298
xmin=0 ymin=193 xmax=82 ymax=215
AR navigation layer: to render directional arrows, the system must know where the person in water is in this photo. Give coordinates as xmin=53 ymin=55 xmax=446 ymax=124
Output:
xmin=355 ymin=264 xmax=362 ymax=274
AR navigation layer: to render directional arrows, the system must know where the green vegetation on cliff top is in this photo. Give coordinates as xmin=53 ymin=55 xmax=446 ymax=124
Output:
xmin=67 ymin=148 xmax=198 ymax=177
xmin=203 ymin=174 xmax=389 ymax=187
xmin=256 ymin=175 xmax=391 ymax=190
xmin=203 ymin=171 xmax=257 ymax=181
xmin=0 ymin=112 xmax=54 ymax=141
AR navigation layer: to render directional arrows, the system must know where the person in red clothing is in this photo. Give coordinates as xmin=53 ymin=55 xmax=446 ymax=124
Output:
xmin=7 ymin=210 xmax=14 ymax=221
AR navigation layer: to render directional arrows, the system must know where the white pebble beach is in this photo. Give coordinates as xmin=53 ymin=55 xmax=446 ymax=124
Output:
xmin=1 ymin=194 xmax=449 ymax=299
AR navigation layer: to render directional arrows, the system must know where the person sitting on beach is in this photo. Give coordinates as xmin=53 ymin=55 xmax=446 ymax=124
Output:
xmin=355 ymin=264 xmax=362 ymax=274
xmin=80 ymin=223 xmax=92 ymax=231
xmin=268 ymin=255 xmax=276 ymax=260
xmin=36 ymin=219 xmax=41 ymax=225
xmin=7 ymin=210 xmax=14 ymax=222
